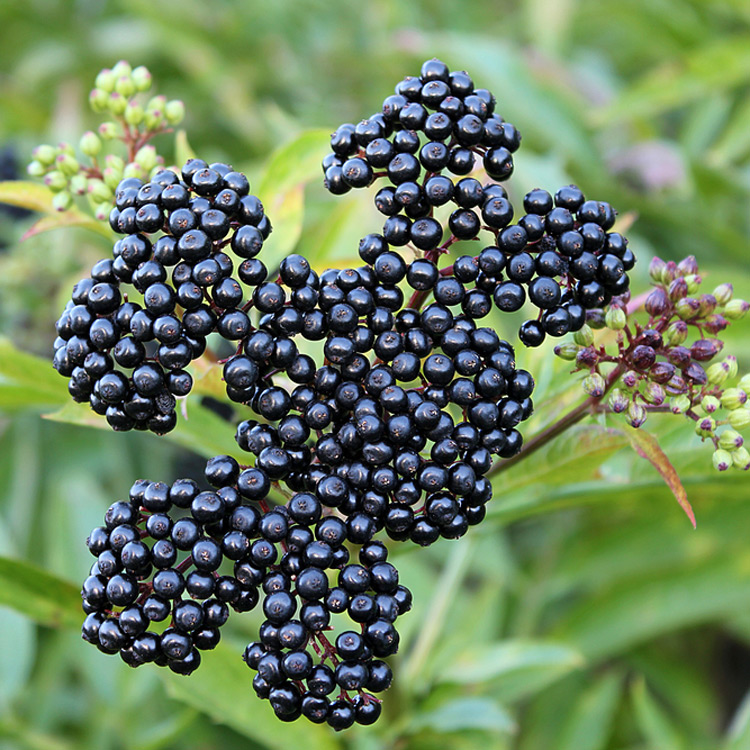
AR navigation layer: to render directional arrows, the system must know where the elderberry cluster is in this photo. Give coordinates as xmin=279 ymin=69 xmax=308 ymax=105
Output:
xmin=82 ymin=455 xmax=412 ymax=728
xmin=322 ymin=58 xmax=637 ymax=347
xmin=53 ymin=159 xmax=271 ymax=434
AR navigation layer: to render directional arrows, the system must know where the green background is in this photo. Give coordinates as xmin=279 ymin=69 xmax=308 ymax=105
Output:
xmin=1 ymin=0 xmax=750 ymax=748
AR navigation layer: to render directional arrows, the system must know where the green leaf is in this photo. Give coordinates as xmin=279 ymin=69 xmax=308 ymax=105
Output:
xmin=0 ymin=608 xmax=35 ymax=709
xmin=437 ymin=640 xmax=584 ymax=686
xmin=725 ymin=687 xmax=750 ymax=749
xmin=163 ymin=642 xmax=340 ymax=750
xmin=174 ymin=129 xmax=197 ymax=166
xmin=0 ymin=180 xmax=56 ymax=212
xmin=558 ymin=671 xmax=622 ymax=750
xmin=0 ymin=337 xmax=67 ymax=412
xmin=624 ymin=426 xmax=695 ymax=528
xmin=0 ymin=557 xmax=80 ymax=629
xmin=631 ymin=676 xmax=686 ymax=750
xmin=409 ymin=697 xmax=516 ymax=735
xmin=256 ymin=129 xmax=330 ymax=262
xmin=21 ymin=210 xmax=112 ymax=241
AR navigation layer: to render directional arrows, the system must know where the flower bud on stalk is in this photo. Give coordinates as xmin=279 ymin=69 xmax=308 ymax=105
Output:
xmin=729 ymin=408 xmax=750 ymax=430
xmin=690 ymin=338 xmax=723 ymax=362
xmin=713 ymin=449 xmax=733 ymax=471
xmin=684 ymin=274 xmax=702 ymax=294
xmin=678 ymin=255 xmax=699 ymax=275
xmin=632 ymin=345 xmax=656 ymax=371
xmin=576 ymin=347 xmax=598 ymax=369
xmin=663 ymin=320 xmax=688 ymax=346
xmin=684 ymin=362 xmax=708 ymax=386
xmin=649 ymin=361 xmax=676 ymax=384
xmin=554 ymin=343 xmax=579 ymax=361
xmin=732 ymin=447 xmax=750 ymax=470
xmin=608 ymin=389 xmax=630 ymax=413
xmin=713 ymin=283 xmax=733 ymax=305
xmin=704 ymin=314 xmax=728 ymax=334
xmin=721 ymin=388 xmax=747 ymax=411
xmin=670 ymin=395 xmax=691 ymax=414
xmin=695 ymin=416 xmax=716 ymax=438
xmin=668 ymin=277 xmax=688 ymax=302
xmin=719 ymin=430 xmax=744 ymax=451
xmin=573 ymin=324 xmax=594 ymax=347
xmin=645 ymin=287 xmax=669 ymax=317
xmin=628 ymin=401 xmax=648 ymax=428
xmin=665 ymin=375 xmax=687 ymax=395
xmin=643 ymin=381 xmax=666 ymax=406
xmin=605 ymin=306 xmax=627 ymax=330
xmin=724 ymin=299 xmax=749 ymax=320
xmin=701 ymin=395 xmax=720 ymax=413
xmin=622 ymin=370 xmax=639 ymax=389
xmin=582 ymin=373 xmax=606 ymax=398
xmin=675 ymin=297 xmax=701 ymax=320
xmin=698 ymin=294 xmax=717 ymax=317
xmin=649 ymin=256 xmax=667 ymax=282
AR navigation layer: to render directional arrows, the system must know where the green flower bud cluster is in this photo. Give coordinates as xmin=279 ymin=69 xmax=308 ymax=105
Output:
xmin=27 ymin=61 xmax=185 ymax=218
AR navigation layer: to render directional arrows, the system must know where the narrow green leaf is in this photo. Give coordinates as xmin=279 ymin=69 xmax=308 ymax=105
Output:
xmin=558 ymin=671 xmax=622 ymax=750
xmin=174 ymin=129 xmax=197 ymax=166
xmin=0 ymin=180 xmax=55 ymax=212
xmin=0 ymin=337 xmax=67 ymax=412
xmin=0 ymin=557 xmax=80 ymax=630
xmin=410 ymin=697 xmax=516 ymax=734
xmin=437 ymin=640 xmax=584 ymax=686
xmin=631 ymin=676 xmax=685 ymax=750
xmin=164 ymin=642 xmax=340 ymax=750
xmin=625 ymin=426 xmax=695 ymax=528
xmin=21 ymin=210 xmax=112 ymax=241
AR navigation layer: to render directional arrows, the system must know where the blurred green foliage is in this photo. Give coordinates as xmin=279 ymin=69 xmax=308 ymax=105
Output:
xmin=1 ymin=1 xmax=750 ymax=748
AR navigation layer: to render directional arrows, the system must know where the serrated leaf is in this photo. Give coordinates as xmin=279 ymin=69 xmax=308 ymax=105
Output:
xmin=0 ymin=557 xmax=80 ymax=629
xmin=164 ymin=642 xmax=340 ymax=750
xmin=437 ymin=640 xmax=584 ymax=686
xmin=410 ymin=697 xmax=516 ymax=734
xmin=625 ymin=426 xmax=695 ymax=528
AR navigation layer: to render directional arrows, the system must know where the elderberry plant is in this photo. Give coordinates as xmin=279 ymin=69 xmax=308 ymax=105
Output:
xmin=32 ymin=57 xmax=749 ymax=731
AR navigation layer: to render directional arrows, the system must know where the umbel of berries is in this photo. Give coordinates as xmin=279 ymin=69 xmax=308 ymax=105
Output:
xmin=323 ymin=58 xmax=636 ymax=348
xmin=53 ymin=158 xmax=272 ymax=435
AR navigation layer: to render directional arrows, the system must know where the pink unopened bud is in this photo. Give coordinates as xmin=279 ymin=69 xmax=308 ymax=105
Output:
xmin=698 ymin=294 xmax=717 ymax=317
xmin=649 ymin=256 xmax=667 ymax=282
xmin=645 ymin=288 xmax=669 ymax=317
xmin=622 ymin=370 xmax=639 ymax=389
xmin=664 ymin=261 xmax=678 ymax=281
xmin=678 ymin=255 xmax=699 ymax=275
xmin=690 ymin=338 xmax=723 ymax=362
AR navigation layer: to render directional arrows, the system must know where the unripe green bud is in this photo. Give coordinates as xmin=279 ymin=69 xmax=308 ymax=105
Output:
xmin=132 ymin=65 xmax=152 ymax=92
xmin=104 ymin=154 xmax=125 ymax=172
xmin=107 ymin=92 xmax=128 ymax=116
xmin=95 ymin=68 xmax=116 ymax=92
xmin=714 ymin=283 xmax=733 ymax=305
xmin=675 ymin=297 xmax=700 ymax=320
xmin=93 ymin=202 xmax=112 ymax=221
xmin=582 ymin=372 xmax=606 ymax=398
xmin=103 ymin=167 xmax=122 ymax=191
xmin=114 ymin=75 xmax=135 ymax=98
xmin=684 ymin=274 xmax=702 ymax=294
xmin=26 ymin=160 xmax=45 ymax=177
xmin=605 ymin=306 xmax=627 ymax=330
xmin=670 ymin=395 xmax=691 ymax=414
xmin=608 ymin=389 xmax=630 ymax=414
xmin=134 ymin=145 xmax=157 ymax=172
xmin=98 ymin=122 xmax=119 ymax=140
xmin=732 ymin=446 xmax=750 ymax=470
xmin=69 ymin=174 xmax=88 ymax=196
xmin=554 ymin=343 xmax=579 ymax=361
xmin=43 ymin=170 xmax=67 ymax=191
xmin=111 ymin=60 xmax=132 ymax=78
xmin=643 ymin=381 xmax=665 ymax=406
xmin=649 ymin=256 xmax=667 ymax=283
xmin=668 ymin=277 xmax=688 ymax=302
xmin=143 ymin=111 xmax=163 ymax=130
xmin=721 ymin=388 xmax=748 ymax=411
xmin=628 ymin=401 xmax=647 ymax=428
xmin=164 ymin=99 xmax=185 ymax=125
xmin=707 ymin=361 xmax=731 ymax=386
xmin=695 ymin=416 xmax=716 ymax=437
xmin=58 ymin=142 xmax=75 ymax=157
xmin=122 ymin=162 xmax=145 ymax=180
xmin=79 ymin=131 xmax=102 ymax=158
xmin=573 ymin=324 xmax=594 ymax=347
xmin=701 ymin=395 xmax=720 ymax=413
xmin=729 ymin=408 xmax=750 ymax=431
xmin=89 ymin=88 xmax=109 ymax=113
xmin=124 ymin=103 xmax=144 ymax=126
xmin=719 ymin=429 xmax=744 ymax=451
xmin=32 ymin=144 xmax=57 ymax=166
xmin=52 ymin=191 xmax=72 ymax=211
xmin=713 ymin=449 xmax=732 ymax=472
xmin=88 ymin=179 xmax=112 ymax=203
xmin=663 ymin=320 xmax=688 ymax=346
xmin=55 ymin=153 xmax=79 ymax=176
xmin=725 ymin=356 xmax=739 ymax=380
xmin=146 ymin=94 xmax=167 ymax=112
xmin=698 ymin=294 xmax=717 ymax=317
xmin=724 ymin=299 xmax=749 ymax=320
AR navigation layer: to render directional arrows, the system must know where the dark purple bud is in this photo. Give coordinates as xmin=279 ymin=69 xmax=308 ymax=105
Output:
xmin=668 ymin=346 xmax=691 ymax=369
xmin=665 ymin=375 xmax=687 ymax=395
xmin=684 ymin=362 xmax=708 ymax=386
xmin=645 ymin=288 xmax=669 ymax=317
xmin=575 ymin=347 xmax=598 ymax=368
xmin=664 ymin=261 xmax=678 ymax=282
xmin=677 ymin=255 xmax=699 ymax=275
xmin=638 ymin=329 xmax=663 ymax=349
xmin=632 ymin=345 xmax=656 ymax=371
xmin=585 ymin=310 xmax=606 ymax=329
xmin=649 ymin=361 xmax=676 ymax=384
xmin=690 ymin=338 xmax=723 ymax=362
xmin=698 ymin=294 xmax=717 ymax=317
xmin=704 ymin=314 xmax=728 ymax=334
xmin=668 ymin=277 xmax=688 ymax=302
